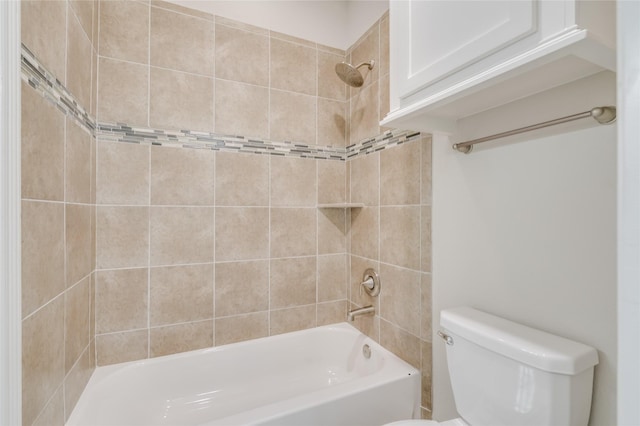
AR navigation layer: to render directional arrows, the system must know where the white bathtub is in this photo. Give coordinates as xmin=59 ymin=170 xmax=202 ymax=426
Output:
xmin=67 ymin=323 xmax=421 ymax=425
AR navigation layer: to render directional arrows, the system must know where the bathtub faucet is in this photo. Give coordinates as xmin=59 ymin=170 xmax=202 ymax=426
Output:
xmin=347 ymin=305 xmax=375 ymax=321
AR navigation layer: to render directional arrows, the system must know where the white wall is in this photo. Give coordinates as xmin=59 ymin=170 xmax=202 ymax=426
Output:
xmin=432 ymin=72 xmax=617 ymax=425
xmin=616 ymin=0 xmax=640 ymax=424
xmin=168 ymin=0 xmax=388 ymax=50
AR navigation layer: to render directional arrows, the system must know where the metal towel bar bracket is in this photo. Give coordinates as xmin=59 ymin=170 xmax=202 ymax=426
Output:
xmin=452 ymin=106 xmax=617 ymax=154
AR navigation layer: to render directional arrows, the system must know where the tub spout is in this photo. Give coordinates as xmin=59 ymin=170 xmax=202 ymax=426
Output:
xmin=347 ymin=305 xmax=375 ymax=321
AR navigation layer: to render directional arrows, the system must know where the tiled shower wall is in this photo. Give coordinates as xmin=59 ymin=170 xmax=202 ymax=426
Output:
xmin=93 ymin=0 xmax=352 ymax=364
xmin=21 ymin=1 xmax=98 ymax=425
xmin=96 ymin=0 xmax=348 ymax=146
xmin=20 ymin=1 xmax=433 ymax=423
xmin=348 ymin=135 xmax=433 ymax=418
xmin=345 ymin=15 xmax=434 ymax=418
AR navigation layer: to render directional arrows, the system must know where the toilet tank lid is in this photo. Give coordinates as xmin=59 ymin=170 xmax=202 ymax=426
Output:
xmin=440 ymin=307 xmax=599 ymax=375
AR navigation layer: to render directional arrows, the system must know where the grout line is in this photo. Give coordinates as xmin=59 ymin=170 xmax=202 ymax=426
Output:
xmin=267 ymin=155 xmax=271 ymax=335
xmin=62 ymin=1 xmax=69 ymax=411
xmin=315 ymin=161 xmax=318 ymax=324
xmin=147 ymin=122 xmax=151 ymax=359
xmin=146 ymin=0 xmax=152 ymax=359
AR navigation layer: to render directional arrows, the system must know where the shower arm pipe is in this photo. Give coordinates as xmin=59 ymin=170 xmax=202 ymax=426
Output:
xmin=354 ymin=60 xmax=375 ymax=70
xmin=452 ymin=106 xmax=617 ymax=154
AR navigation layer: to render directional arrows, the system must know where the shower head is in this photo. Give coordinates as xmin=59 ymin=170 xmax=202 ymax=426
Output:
xmin=335 ymin=60 xmax=375 ymax=87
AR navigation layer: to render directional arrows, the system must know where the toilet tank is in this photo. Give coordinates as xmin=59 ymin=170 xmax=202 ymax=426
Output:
xmin=440 ymin=307 xmax=599 ymax=426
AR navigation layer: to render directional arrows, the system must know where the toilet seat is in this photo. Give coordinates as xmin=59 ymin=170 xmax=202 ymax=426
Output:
xmin=385 ymin=418 xmax=468 ymax=426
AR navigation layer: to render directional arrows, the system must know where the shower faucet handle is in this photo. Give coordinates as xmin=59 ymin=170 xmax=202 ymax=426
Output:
xmin=359 ymin=268 xmax=381 ymax=297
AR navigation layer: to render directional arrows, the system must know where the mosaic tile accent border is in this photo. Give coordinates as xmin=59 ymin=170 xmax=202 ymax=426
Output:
xmin=21 ymin=44 xmax=95 ymax=135
xmin=20 ymin=44 xmax=423 ymax=160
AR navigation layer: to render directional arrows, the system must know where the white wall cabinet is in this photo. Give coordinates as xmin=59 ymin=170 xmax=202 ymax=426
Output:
xmin=382 ymin=0 xmax=616 ymax=133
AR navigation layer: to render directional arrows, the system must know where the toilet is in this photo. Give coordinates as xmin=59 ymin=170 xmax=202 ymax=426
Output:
xmin=388 ymin=307 xmax=599 ymax=426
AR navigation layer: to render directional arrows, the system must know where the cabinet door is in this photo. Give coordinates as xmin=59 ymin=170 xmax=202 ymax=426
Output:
xmin=395 ymin=0 xmax=537 ymax=99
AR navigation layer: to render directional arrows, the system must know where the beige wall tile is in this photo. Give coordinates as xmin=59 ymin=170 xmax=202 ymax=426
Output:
xmin=270 ymin=208 xmax=317 ymax=258
xmin=421 ymin=206 xmax=432 ymax=273
xmin=215 ymin=207 xmax=269 ymax=261
xmin=270 ymin=156 xmax=316 ymax=207
xmin=350 ymin=152 xmax=379 ymax=206
xmin=150 ymin=68 xmax=214 ymax=132
xmin=90 ymin=204 xmax=97 ymax=271
xmin=96 ymin=206 xmax=149 ymax=269
xmin=64 ymin=344 xmax=93 ymax=421
xmin=215 ymin=312 xmax=268 ymax=345
xmin=21 ymin=83 xmax=65 ymax=201
xmin=380 ymin=141 xmax=421 ymax=205
xmin=421 ymin=408 xmax=433 ymax=420
xmin=150 ymin=264 xmax=214 ymax=326
xmin=317 ymin=98 xmax=347 ymax=147
xmin=270 ymin=305 xmax=316 ymax=336
xmin=96 ymin=141 xmax=149 ymax=205
xmin=22 ymin=201 xmax=65 ymax=318
xmin=350 ymin=81 xmax=379 ymax=144
xmin=215 ymin=24 xmax=269 ymax=87
xmin=317 ymin=300 xmax=347 ymax=326
xmin=91 ymin=49 xmax=98 ymax=116
xmin=150 ymin=146 xmax=214 ymax=206
xmin=379 ymin=263 xmax=421 ymax=335
xmin=270 ymin=257 xmax=317 ymax=309
xmin=270 ymin=38 xmax=316 ymax=96
xmin=97 ymin=57 xmax=148 ymax=125
xmin=380 ymin=206 xmax=420 ymax=270
xmin=215 ymin=260 xmax=268 ymax=317
xmin=348 ymin=301 xmax=379 ymax=341
xmin=214 ymin=79 xmax=269 ymax=139
xmin=421 ymin=273 xmax=432 ymax=341
xmin=215 ymin=152 xmax=269 ymax=206
xmin=96 ymin=268 xmax=148 ymax=334
xmin=66 ymin=204 xmax=92 ymax=287
xmin=150 ymin=321 xmax=213 ymax=357
xmin=350 ymin=207 xmax=379 ymax=261
xmin=66 ymin=120 xmax=91 ymax=204
xmin=318 ymin=51 xmax=347 ymax=101
xmin=318 ymin=160 xmax=346 ymax=204
xmin=22 ymin=295 xmax=64 ymax=426
xmin=349 ymin=255 xmax=380 ymax=309
xmin=421 ymin=339 xmax=433 ymax=410
xmin=150 ymin=207 xmax=214 ymax=265
xmin=317 ymin=44 xmax=345 ymax=56
xmin=67 ymin=6 xmax=93 ymax=109
xmin=270 ymin=90 xmax=316 ymax=145
xmin=21 ymin=0 xmax=67 ymax=82
xmin=70 ymin=1 xmax=94 ymax=44
xmin=318 ymin=208 xmax=346 ymax=254
xmin=270 ymin=31 xmax=316 ymax=48
xmin=90 ymin=273 xmax=96 ymax=343
xmin=380 ymin=319 xmax=420 ymax=369
xmin=98 ymin=0 xmax=149 ymax=64
xmin=90 ymin=136 xmax=97 ymax=205
xmin=150 ymin=6 xmax=214 ymax=75
xmin=350 ymin=25 xmax=379 ymax=89
xmin=151 ymin=1 xmax=213 ymax=20
xmin=318 ymin=254 xmax=347 ymax=302
xmin=421 ymin=137 xmax=433 ymax=205
xmin=379 ymin=74 xmax=390 ymax=130
xmin=96 ymin=329 xmax=148 ymax=366
xmin=215 ymin=16 xmax=269 ymax=35
xmin=379 ymin=15 xmax=389 ymax=78
xmin=32 ymin=386 xmax=64 ymax=426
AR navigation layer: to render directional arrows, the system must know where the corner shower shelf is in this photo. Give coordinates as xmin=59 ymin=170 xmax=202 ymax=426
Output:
xmin=317 ymin=203 xmax=365 ymax=209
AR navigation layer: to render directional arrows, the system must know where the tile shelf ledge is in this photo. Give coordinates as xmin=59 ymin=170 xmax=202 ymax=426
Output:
xmin=317 ymin=203 xmax=365 ymax=209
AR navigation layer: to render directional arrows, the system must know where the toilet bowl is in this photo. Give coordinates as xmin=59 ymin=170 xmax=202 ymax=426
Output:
xmin=386 ymin=307 xmax=599 ymax=426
